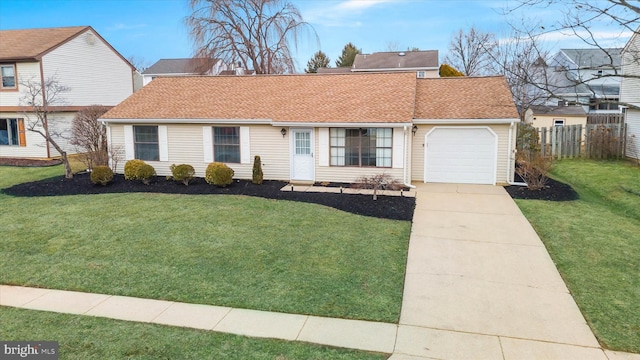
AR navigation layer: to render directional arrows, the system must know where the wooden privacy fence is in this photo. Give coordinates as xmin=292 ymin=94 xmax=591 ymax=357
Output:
xmin=536 ymin=123 xmax=628 ymax=159
xmin=587 ymin=113 xmax=625 ymax=125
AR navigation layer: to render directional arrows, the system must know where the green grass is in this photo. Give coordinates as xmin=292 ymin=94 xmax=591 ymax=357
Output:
xmin=515 ymin=159 xmax=640 ymax=352
xmin=0 ymin=307 xmax=388 ymax=359
xmin=0 ymin=165 xmax=411 ymax=323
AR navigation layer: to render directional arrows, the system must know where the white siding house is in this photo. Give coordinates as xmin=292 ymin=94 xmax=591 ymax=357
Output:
xmin=621 ymin=29 xmax=640 ymax=160
xmin=0 ymin=26 xmax=135 ymax=159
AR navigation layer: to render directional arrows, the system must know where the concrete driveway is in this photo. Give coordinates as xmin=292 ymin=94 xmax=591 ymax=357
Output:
xmin=393 ymin=183 xmax=607 ymax=360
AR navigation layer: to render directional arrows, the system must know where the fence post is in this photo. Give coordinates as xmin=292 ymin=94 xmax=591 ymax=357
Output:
xmin=577 ymin=124 xmax=582 ymax=157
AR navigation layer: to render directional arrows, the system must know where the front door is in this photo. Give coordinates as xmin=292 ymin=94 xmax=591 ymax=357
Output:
xmin=291 ymin=128 xmax=314 ymax=181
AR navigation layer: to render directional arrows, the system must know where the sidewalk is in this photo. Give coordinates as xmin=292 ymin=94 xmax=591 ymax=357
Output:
xmin=2 ymin=183 xmax=640 ymax=360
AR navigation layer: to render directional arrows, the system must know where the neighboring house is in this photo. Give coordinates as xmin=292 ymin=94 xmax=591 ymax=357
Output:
xmin=524 ymin=105 xmax=587 ymax=128
xmin=101 ymin=73 xmax=519 ymax=185
xmin=545 ymin=48 xmax=622 ymax=113
xmin=620 ymin=29 xmax=640 ymax=160
xmin=317 ymin=50 xmax=439 ymax=78
xmin=141 ymin=58 xmax=228 ymax=86
xmin=0 ymin=26 xmax=135 ymax=158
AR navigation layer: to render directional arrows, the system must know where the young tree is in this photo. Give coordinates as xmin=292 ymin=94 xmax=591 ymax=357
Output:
xmin=20 ymin=77 xmax=73 ymax=178
xmin=70 ymin=105 xmax=110 ymax=170
xmin=444 ymin=26 xmax=498 ymax=76
xmin=127 ymin=55 xmax=151 ymax=72
xmin=335 ymin=42 xmax=361 ymax=67
xmin=305 ymin=50 xmax=330 ymax=73
xmin=185 ymin=0 xmax=316 ymax=74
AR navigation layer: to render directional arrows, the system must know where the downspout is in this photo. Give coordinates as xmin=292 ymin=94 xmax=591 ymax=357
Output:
xmin=403 ymin=125 xmax=416 ymax=189
xmin=507 ymin=121 xmax=527 ymax=186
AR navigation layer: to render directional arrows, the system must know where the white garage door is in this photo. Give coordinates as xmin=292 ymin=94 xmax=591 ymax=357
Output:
xmin=424 ymin=127 xmax=497 ymax=184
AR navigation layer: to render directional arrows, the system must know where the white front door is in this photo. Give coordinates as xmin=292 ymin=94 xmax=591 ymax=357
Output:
xmin=291 ymin=128 xmax=314 ymax=181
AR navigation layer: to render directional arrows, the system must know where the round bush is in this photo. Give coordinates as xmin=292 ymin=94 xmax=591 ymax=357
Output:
xmin=124 ymin=159 xmax=146 ymax=180
xmin=90 ymin=165 xmax=114 ymax=186
xmin=205 ymin=162 xmax=234 ymax=187
xmin=137 ymin=163 xmax=156 ymax=185
xmin=170 ymin=163 xmax=195 ymax=186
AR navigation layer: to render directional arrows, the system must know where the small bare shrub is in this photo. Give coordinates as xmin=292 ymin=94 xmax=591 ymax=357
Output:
xmin=587 ymin=124 xmax=624 ymax=159
xmin=515 ymin=151 xmax=553 ymax=190
xmin=353 ymin=174 xmax=402 ymax=200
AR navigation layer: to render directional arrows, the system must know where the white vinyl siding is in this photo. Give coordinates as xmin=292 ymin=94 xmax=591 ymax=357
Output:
xmin=621 ymin=33 xmax=640 ymax=159
xmin=42 ymin=29 xmax=133 ymax=106
xmin=0 ymin=62 xmax=39 ymax=106
xmin=110 ymin=124 xmax=286 ymax=179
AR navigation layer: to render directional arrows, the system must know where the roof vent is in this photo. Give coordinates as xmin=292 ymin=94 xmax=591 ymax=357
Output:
xmin=85 ymin=32 xmax=95 ymax=45
xmin=398 ymin=52 xmax=406 ymax=56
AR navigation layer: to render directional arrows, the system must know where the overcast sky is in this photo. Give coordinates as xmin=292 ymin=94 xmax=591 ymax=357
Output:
xmin=0 ymin=0 xmax=634 ymax=71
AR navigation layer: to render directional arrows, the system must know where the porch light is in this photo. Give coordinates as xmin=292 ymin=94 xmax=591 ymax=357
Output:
xmin=281 ymin=128 xmax=287 ymax=138
xmin=412 ymin=125 xmax=418 ymax=136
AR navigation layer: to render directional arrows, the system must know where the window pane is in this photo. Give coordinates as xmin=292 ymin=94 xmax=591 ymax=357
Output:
xmin=135 ymin=143 xmax=159 ymax=161
xmin=295 ymin=131 xmax=311 ymax=155
xmin=9 ymin=119 xmax=18 ymax=145
xmin=0 ymin=119 xmax=8 ymax=145
xmin=133 ymin=126 xmax=159 ymax=161
xmin=213 ymin=127 xmax=240 ymax=163
xmin=1 ymin=66 xmax=16 ymax=88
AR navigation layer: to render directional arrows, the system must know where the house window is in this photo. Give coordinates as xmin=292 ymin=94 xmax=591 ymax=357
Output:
xmin=553 ymin=119 xmax=565 ymax=127
xmin=213 ymin=127 xmax=240 ymax=163
xmin=330 ymin=128 xmax=392 ymax=167
xmin=0 ymin=118 xmax=19 ymax=145
xmin=1 ymin=64 xmax=16 ymax=89
xmin=134 ymin=125 xmax=159 ymax=161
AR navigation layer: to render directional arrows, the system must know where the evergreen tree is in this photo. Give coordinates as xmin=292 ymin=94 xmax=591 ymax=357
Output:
xmin=304 ymin=50 xmax=330 ymax=73
xmin=335 ymin=42 xmax=361 ymax=67
xmin=439 ymin=64 xmax=465 ymax=77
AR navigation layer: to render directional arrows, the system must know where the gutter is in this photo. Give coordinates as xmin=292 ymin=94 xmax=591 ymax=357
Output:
xmin=507 ymin=121 xmax=527 ymax=187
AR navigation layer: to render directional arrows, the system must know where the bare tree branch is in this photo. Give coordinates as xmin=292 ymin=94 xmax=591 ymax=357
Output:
xmin=444 ymin=26 xmax=499 ymax=76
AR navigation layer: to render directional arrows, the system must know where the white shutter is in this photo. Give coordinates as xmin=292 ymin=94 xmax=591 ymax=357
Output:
xmin=392 ymin=127 xmax=404 ymax=169
xmin=318 ymin=128 xmax=329 ymax=166
xmin=158 ymin=125 xmax=168 ymax=161
xmin=202 ymin=126 xmax=213 ymax=163
xmin=240 ymin=126 xmax=250 ymax=164
xmin=124 ymin=125 xmax=134 ymax=160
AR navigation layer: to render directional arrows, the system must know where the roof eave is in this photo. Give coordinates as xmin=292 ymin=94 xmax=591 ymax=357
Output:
xmin=413 ymin=118 xmax=519 ymax=124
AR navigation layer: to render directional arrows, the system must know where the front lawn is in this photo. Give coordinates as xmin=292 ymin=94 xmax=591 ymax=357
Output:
xmin=514 ymin=159 xmax=640 ymax=352
xmin=0 ymin=307 xmax=387 ymax=359
xmin=0 ymin=165 xmax=411 ymax=323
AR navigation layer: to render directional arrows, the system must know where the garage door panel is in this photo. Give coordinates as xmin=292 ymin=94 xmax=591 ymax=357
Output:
xmin=425 ymin=127 xmax=496 ymax=184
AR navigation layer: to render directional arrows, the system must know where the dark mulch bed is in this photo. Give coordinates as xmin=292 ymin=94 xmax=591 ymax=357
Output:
xmin=0 ymin=158 xmax=62 ymax=167
xmin=2 ymin=173 xmax=415 ymax=221
xmin=505 ymin=177 xmax=579 ymax=201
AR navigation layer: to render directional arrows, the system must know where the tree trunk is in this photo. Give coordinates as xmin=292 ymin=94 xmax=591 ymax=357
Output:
xmin=61 ymin=151 xmax=73 ymax=179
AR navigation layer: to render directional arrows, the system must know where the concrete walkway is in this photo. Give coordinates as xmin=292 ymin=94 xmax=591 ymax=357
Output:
xmin=1 ymin=183 xmax=639 ymax=360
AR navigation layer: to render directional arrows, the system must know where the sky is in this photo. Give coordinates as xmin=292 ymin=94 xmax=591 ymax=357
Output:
xmin=0 ymin=0 xmax=634 ymax=72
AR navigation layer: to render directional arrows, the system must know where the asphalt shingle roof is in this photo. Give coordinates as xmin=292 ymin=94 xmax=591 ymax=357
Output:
xmin=0 ymin=26 xmax=89 ymax=60
xmin=102 ymin=73 xmax=519 ymax=122
xmin=414 ymin=76 xmax=519 ymax=119
xmin=353 ymin=50 xmax=439 ymax=70
xmin=142 ymin=58 xmax=220 ymax=75
xmin=529 ymin=105 xmax=586 ymax=116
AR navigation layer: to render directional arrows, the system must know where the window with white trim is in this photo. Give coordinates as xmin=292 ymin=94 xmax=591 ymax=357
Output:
xmin=134 ymin=125 xmax=159 ymax=161
xmin=1 ymin=64 xmax=17 ymax=89
xmin=553 ymin=119 xmax=565 ymax=127
xmin=213 ymin=127 xmax=240 ymax=163
xmin=330 ymin=128 xmax=392 ymax=167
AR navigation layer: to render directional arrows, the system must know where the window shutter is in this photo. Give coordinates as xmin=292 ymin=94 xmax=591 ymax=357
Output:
xmin=202 ymin=126 xmax=213 ymax=163
xmin=124 ymin=125 xmax=134 ymax=160
xmin=392 ymin=128 xmax=404 ymax=169
xmin=318 ymin=128 xmax=329 ymax=166
xmin=17 ymin=118 xmax=26 ymax=147
xmin=240 ymin=126 xmax=250 ymax=164
xmin=158 ymin=125 xmax=168 ymax=161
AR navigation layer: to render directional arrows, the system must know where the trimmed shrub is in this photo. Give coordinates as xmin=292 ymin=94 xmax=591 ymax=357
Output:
xmin=124 ymin=159 xmax=146 ymax=180
xmin=205 ymin=162 xmax=234 ymax=187
xmin=90 ymin=165 xmax=114 ymax=186
xmin=137 ymin=163 xmax=156 ymax=185
xmin=170 ymin=164 xmax=195 ymax=186
xmin=252 ymin=156 xmax=263 ymax=184
xmin=439 ymin=63 xmax=464 ymax=77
